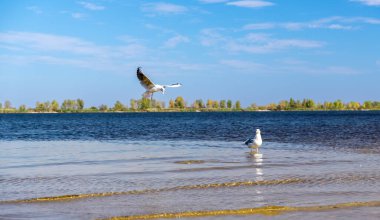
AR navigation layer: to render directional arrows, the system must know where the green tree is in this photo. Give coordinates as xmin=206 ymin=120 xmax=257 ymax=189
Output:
xmin=193 ymin=99 xmax=204 ymax=109
xmin=51 ymin=100 xmax=59 ymax=112
xmin=289 ymin=98 xmax=296 ymax=109
xmin=18 ymin=105 xmax=27 ymax=112
xmin=35 ymin=102 xmax=45 ymax=112
xmin=206 ymin=99 xmax=213 ymax=109
xmin=193 ymin=100 xmax=200 ymax=109
xmin=234 ymin=101 xmax=241 ymax=110
xmin=175 ymin=96 xmax=185 ymax=109
xmin=323 ymin=101 xmax=333 ymax=110
xmin=139 ymin=98 xmax=150 ymax=110
xmin=372 ymin=101 xmax=380 ymax=109
xmin=212 ymin=100 xmax=219 ymax=109
xmin=130 ymin=99 xmax=137 ymax=110
xmin=250 ymin=103 xmax=258 ymax=110
xmin=61 ymin=99 xmax=78 ymax=112
xmin=266 ymin=103 xmax=277 ymax=110
xmin=363 ymin=101 xmax=372 ymax=109
xmin=99 ymin=104 xmax=108 ymax=112
xmin=277 ymin=100 xmax=289 ymax=110
xmin=169 ymin=99 xmax=175 ymax=108
xmin=219 ymin=100 xmax=226 ymax=109
xmin=113 ymin=101 xmax=126 ymax=111
xmin=305 ymin=99 xmax=315 ymax=109
xmin=227 ymin=100 xmax=232 ymax=109
xmin=4 ymin=100 xmax=11 ymax=109
xmin=347 ymin=101 xmax=360 ymax=110
xmin=89 ymin=106 xmax=98 ymax=112
xmin=155 ymin=101 xmax=164 ymax=109
xmin=77 ymin=99 xmax=84 ymax=110
xmin=44 ymin=101 xmax=51 ymax=112
xmin=333 ymin=99 xmax=344 ymax=110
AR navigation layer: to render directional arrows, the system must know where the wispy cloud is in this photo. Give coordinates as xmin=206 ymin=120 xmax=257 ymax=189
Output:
xmin=217 ymin=58 xmax=360 ymax=75
xmin=220 ymin=59 xmax=265 ymax=71
xmin=200 ymin=28 xmax=227 ymax=46
xmin=71 ymin=13 xmax=86 ymax=19
xmin=26 ymin=6 xmax=43 ymax=14
xmin=199 ymin=0 xmax=229 ymax=3
xmin=200 ymin=29 xmax=323 ymax=53
xmin=0 ymin=31 xmax=146 ymax=72
xmin=228 ymin=39 xmax=323 ymax=53
xmin=243 ymin=22 xmax=275 ymax=30
xmin=243 ymin=16 xmax=380 ymax=31
xmin=78 ymin=1 xmax=105 ymax=10
xmin=163 ymin=35 xmax=190 ymax=48
xmin=142 ymin=2 xmax=187 ymax=15
xmin=351 ymin=0 xmax=380 ymax=6
xmin=144 ymin=23 xmax=177 ymax=34
xmin=226 ymin=0 xmax=274 ymax=8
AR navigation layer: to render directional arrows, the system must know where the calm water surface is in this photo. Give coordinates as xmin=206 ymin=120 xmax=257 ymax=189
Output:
xmin=0 ymin=112 xmax=380 ymax=219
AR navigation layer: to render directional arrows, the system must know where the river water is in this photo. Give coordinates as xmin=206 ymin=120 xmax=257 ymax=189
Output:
xmin=1 ymin=112 xmax=379 ymax=219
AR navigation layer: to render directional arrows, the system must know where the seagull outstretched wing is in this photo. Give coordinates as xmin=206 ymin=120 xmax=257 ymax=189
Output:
xmin=164 ymin=83 xmax=182 ymax=88
xmin=137 ymin=67 xmax=155 ymax=90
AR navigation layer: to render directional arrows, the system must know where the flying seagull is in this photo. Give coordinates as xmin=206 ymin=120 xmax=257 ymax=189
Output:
xmin=136 ymin=67 xmax=182 ymax=100
xmin=244 ymin=129 xmax=263 ymax=155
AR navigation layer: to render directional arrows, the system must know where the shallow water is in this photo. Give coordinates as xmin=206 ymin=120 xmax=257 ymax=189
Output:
xmin=1 ymin=112 xmax=380 ymax=219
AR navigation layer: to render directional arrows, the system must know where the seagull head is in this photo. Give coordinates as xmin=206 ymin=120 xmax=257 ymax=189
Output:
xmin=256 ymin=129 xmax=261 ymax=134
xmin=160 ymin=87 xmax=166 ymax=94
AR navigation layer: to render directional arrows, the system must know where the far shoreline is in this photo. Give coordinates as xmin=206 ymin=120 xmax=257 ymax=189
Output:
xmin=1 ymin=109 xmax=379 ymax=114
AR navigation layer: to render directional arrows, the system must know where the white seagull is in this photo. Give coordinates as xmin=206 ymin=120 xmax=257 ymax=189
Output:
xmin=244 ymin=129 xmax=263 ymax=154
xmin=136 ymin=67 xmax=182 ymax=100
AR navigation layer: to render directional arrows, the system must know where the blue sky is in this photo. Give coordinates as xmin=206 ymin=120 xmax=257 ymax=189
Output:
xmin=0 ymin=0 xmax=379 ymax=108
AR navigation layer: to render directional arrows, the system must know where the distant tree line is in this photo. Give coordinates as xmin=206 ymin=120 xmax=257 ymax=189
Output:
xmin=1 ymin=97 xmax=380 ymax=113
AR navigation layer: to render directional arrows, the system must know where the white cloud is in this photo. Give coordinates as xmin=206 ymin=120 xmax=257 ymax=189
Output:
xmin=243 ymin=23 xmax=275 ymax=30
xmin=220 ymin=59 xmax=265 ymax=70
xmin=72 ymin=13 xmax=86 ymax=19
xmin=144 ymin=23 xmax=177 ymax=34
xmin=163 ymin=35 xmax=190 ymax=48
xmin=242 ymin=16 xmax=380 ymax=31
xmin=351 ymin=0 xmax=380 ymax=6
xmin=26 ymin=6 xmax=42 ymax=14
xmin=327 ymin=24 xmax=353 ymax=30
xmin=228 ymin=39 xmax=323 ymax=53
xmin=199 ymin=0 xmax=229 ymax=3
xmin=349 ymin=17 xmax=380 ymax=24
xmin=117 ymin=35 xmax=141 ymax=43
xmin=78 ymin=1 xmax=105 ymax=10
xmin=200 ymin=28 xmax=227 ymax=46
xmin=226 ymin=0 xmax=274 ymax=8
xmin=200 ymin=29 xmax=323 ymax=53
xmin=218 ymin=59 xmax=360 ymax=75
xmin=142 ymin=3 xmax=187 ymax=14
xmin=0 ymin=32 xmax=147 ymax=72
xmin=199 ymin=0 xmax=228 ymax=4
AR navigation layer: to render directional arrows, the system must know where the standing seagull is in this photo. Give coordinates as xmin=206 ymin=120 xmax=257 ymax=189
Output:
xmin=136 ymin=67 xmax=182 ymax=100
xmin=244 ymin=129 xmax=263 ymax=155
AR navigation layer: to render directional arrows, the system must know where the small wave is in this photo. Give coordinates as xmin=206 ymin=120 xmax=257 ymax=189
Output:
xmin=100 ymin=201 xmax=380 ymax=220
xmin=0 ymin=178 xmax=305 ymax=203
xmin=174 ymin=160 xmax=206 ymax=164
xmin=2 ymin=172 xmax=379 ymax=204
